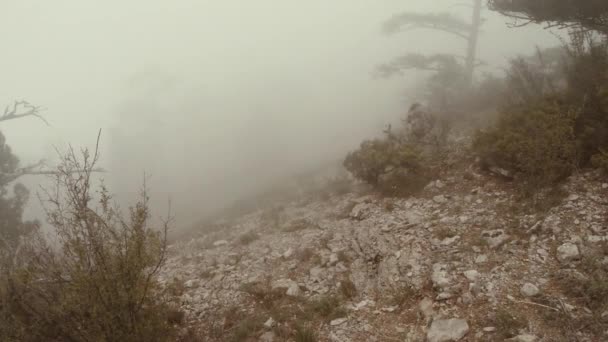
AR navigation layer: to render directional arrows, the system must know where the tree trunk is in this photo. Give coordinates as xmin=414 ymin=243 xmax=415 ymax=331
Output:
xmin=465 ymin=0 xmax=483 ymax=86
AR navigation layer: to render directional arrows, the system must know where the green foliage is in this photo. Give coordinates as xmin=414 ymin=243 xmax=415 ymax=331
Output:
xmin=0 ymin=146 xmax=177 ymax=342
xmin=295 ymin=325 xmax=317 ymax=342
xmin=591 ymin=149 xmax=608 ymax=174
xmin=304 ymin=295 xmax=347 ymax=322
xmin=343 ymin=137 xmax=424 ymax=188
xmin=474 ymin=100 xmax=578 ymax=190
xmin=474 ymin=36 xmax=608 ymax=190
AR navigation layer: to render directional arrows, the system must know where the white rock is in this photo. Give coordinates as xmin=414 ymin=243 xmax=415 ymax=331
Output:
xmin=463 ymin=270 xmax=479 ymax=282
xmin=507 ymin=334 xmax=538 ymax=342
xmin=557 ymin=243 xmax=580 ymax=263
xmin=433 ymin=195 xmax=448 ymax=204
xmin=286 ymin=283 xmax=301 ymax=297
xmin=264 ymin=317 xmax=275 ymax=329
xmin=432 ymin=263 xmax=451 ymax=289
xmin=520 ymin=283 xmax=540 ymax=297
xmin=419 ymin=297 xmax=434 ymax=320
xmin=282 ymin=248 xmax=294 ymax=259
xmin=350 ymin=203 xmax=373 ymax=220
xmin=427 ymin=318 xmax=469 ymax=342
xmin=330 ymin=318 xmax=348 ymax=326
xmin=602 ymin=183 xmax=608 ymax=189
xmin=329 ymin=253 xmax=339 ymax=265
xmin=475 ymin=255 xmax=488 ymax=264
xmin=435 ymin=180 xmax=446 ymax=189
xmin=309 ymin=267 xmax=325 ymax=279
xmin=567 ymin=194 xmax=580 ymax=201
xmin=184 ymin=279 xmax=197 ymax=288
xmin=212 ymin=240 xmax=228 ymax=247
xmin=481 ymin=229 xmax=510 ymax=249
xmin=441 ymin=235 xmax=460 ymax=246
xmin=260 ymin=331 xmax=276 ymax=342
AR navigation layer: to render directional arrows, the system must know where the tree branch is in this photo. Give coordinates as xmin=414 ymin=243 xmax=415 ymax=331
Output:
xmin=1 ymin=101 xmax=49 ymax=125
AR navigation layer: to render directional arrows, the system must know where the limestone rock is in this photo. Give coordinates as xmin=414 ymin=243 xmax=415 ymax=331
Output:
xmin=520 ymin=283 xmax=539 ymax=297
xmin=557 ymin=243 xmax=580 ymax=263
xmin=427 ymin=318 xmax=469 ymax=342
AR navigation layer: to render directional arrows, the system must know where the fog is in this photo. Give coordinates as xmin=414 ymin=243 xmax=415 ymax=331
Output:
xmin=0 ymin=0 xmax=561 ymax=231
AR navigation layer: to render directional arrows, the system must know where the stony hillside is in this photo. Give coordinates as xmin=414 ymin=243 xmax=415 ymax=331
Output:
xmin=160 ymin=152 xmax=608 ymax=342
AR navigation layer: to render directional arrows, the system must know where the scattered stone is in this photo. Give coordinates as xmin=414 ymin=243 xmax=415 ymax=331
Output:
xmin=282 ymin=248 xmax=294 ymax=259
xmin=567 ymin=194 xmax=580 ymax=201
xmin=260 ymin=331 xmax=276 ymax=342
xmin=603 ymin=183 xmax=608 ymax=189
xmin=329 ymin=253 xmax=339 ymax=265
xmin=350 ymin=203 xmax=373 ymax=220
xmin=184 ymin=279 xmax=197 ymax=288
xmin=432 ymin=263 xmax=451 ymax=289
xmin=286 ymin=283 xmax=301 ymax=297
xmin=557 ymin=243 xmax=580 ymax=263
xmin=435 ymin=180 xmax=446 ymax=189
xmin=475 ymin=255 xmax=488 ymax=264
xmin=264 ymin=317 xmax=275 ymax=329
xmin=507 ymin=334 xmax=538 ymax=342
xmin=427 ymin=318 xmax=469 ymax=342
xmin=441 ymin=235 xmax=460 ymax=246
xmin=330 ymin=318 xmax=348 ymax=326
xmin=463 ymin=270 xmax=479 ymax=282
xmin=481 ymin=230 xmax=509 ymax=249
xmin=309 ymin=267 xmax=325 ymax=280
xmin=520 ymin=283 xmax=540 ymax=297
xmin=433 ymin=195 xmax=448 ymax=204
xmin=212 ymin=240 xmax=228 ymax=247
xmin=419 ymin=297 xmax=434 ymax=320
xmin=482 ymin=327 xmax=496 ymax=332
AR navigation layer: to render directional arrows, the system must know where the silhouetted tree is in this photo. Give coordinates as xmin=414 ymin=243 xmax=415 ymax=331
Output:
xmin=379 ymin=0 xmax=484 ymax=85
xmin=489 ymin=0 xmax=608 ymax=34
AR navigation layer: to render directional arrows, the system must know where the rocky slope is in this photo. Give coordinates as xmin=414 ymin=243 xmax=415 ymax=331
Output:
xmin=160 ymin=158 xmax=608 ymax=342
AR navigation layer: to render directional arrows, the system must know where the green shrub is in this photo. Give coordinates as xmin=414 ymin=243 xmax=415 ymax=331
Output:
xmin=295 ymin=325 xmax=317 ymax=342
xmin=591 ymin=149 xmax=608 ymax=174
xmin=473 ymin=100 xmax=578 ymax=190
xmin=343 ymin=133 xmax=427 ymax=195
xmin=0 ymin=145 xmax=177 ymax=342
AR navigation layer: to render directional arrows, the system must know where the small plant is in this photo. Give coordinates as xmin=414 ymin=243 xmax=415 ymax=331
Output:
xmin=305 ymin=295 xmax=347 ymax=322
xmin=435 ymin=226 xmax=456 ymax=240
xmin=389 ymin=285 xmax=417 ymax=308
xmin=238 ymin=231 xmax=260 ymax=245
xmin=339 ymin=278 xmax=358 ymax=300
xmin=493 ymin=308 xmax=527 ymax=340
xmin=592 ymin=149 xmax=608 ymax=175
xmin=295 ymin=325 xmax=317 ymax=342
xmin=231 ymin=318 xmax=262 ymax=342
xmin=167 ymin=307 xmax=186 ymax=326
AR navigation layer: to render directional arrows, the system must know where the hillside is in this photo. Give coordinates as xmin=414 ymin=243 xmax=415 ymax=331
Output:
xmin=160 ymin=146 xmax=608 ymax=342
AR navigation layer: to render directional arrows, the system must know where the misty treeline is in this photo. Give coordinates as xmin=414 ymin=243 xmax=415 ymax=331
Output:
xmin=0 ymin=1 xmax=607 ymax=341
xmin=346 ymin=0 xmax=608 ymax=203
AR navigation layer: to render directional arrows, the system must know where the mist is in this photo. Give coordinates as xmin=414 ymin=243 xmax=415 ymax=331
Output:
xmin=0 ymin=0 xmax=561 ymax=231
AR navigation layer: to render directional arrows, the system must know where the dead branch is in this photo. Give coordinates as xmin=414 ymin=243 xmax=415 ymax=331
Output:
xmin=1 ymin=101 xmax=49 ymax=125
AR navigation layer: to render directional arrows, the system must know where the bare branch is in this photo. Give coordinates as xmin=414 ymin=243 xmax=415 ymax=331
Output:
xmin=1 ymin=101 xmax=49 ymax=125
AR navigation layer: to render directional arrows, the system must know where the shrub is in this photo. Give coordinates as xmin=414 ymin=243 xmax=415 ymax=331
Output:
xmin=343 ymin=133 xmax=427 ymax=195
xmin=591 ymin=149 xmax=608 ymax=174
xmin=0 ymin=144 xmax=177 ymax=342
xmin=295 ymin=325 xmax=317 ymax=342
xmin=473 ymin=99 xmax=578 ymax=190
